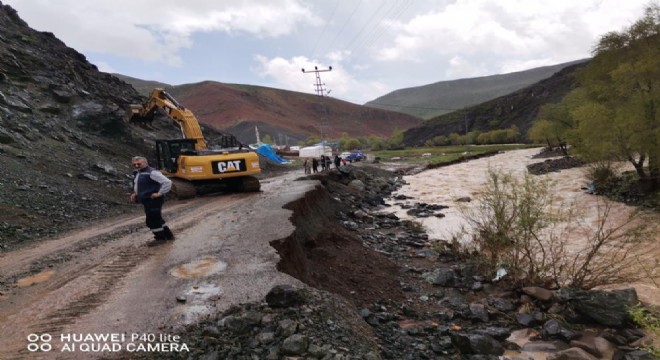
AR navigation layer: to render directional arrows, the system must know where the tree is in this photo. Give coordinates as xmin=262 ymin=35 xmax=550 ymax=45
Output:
xmin=388 ymin=128 xmax=405 ymax=149
xmin=568 ymin=3 xmax=660 ymax=187
xmin=344 ymin=138 xmax=361 ymax=150
xmin=262 ymin=134 xmax=273 ymax=144
xmin=304 ymin=135 xmax=320 ymax=146
xmin=530 ymin=102 xmax=575 ymax=155
xmin=368 ymin=136 xmax=387 ymax=150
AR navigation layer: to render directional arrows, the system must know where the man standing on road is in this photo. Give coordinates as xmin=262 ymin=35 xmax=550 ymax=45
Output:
xmin=129 ymin=156 xmax=175 ymax=244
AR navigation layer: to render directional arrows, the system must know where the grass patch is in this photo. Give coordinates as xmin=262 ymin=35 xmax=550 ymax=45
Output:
xmin=371 ymin=144 xmax=537 ymax=166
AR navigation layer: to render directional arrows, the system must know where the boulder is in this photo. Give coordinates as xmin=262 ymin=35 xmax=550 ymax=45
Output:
xmin=558 ymin=288 xmax=638 ymax=327
xmin=265 ymin=284 xmax=306 ymax=308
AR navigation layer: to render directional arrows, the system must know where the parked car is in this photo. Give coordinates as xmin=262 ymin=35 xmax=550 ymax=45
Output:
xmin=339 ymin=152 xmax=352 ymax=159
xmin=345 ymin=151 xmax=365 ymax=162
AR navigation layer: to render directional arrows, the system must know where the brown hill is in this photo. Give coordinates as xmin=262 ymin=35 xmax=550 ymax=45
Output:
xmin=173 ymin=82 xmax=422 ymax=144
xmin=118 ymin=79 xmax=422 ymax=145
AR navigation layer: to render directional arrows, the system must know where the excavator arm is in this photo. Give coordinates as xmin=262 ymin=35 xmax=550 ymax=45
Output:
xmin=129 ymin=88 xmax=208 ymax=150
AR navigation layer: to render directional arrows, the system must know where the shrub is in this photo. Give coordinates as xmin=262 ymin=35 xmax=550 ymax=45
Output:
xmin=454 ymin=168 xmax=658 ymax=289
xmin=586 ymin=161 xmax=617 ymax=186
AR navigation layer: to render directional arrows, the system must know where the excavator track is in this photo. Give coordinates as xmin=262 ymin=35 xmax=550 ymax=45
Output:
xmin=238 ymin=175 xmax=261 ymax=192
xmin=171 ymin=178 xmax=198 ymax=199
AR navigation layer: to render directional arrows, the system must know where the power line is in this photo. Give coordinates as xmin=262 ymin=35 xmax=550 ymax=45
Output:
xmin=310 ymin=0 xmax=340 ymax=60
xmin=341 ymin=1 xmax=389 ymax=54
xmin=326 ymin=0 xmax=363 ymax=52
xmin=360 ymin=0 xmax=416 ymax=56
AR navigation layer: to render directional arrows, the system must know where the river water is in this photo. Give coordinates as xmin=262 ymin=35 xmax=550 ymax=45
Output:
xmin=384 ymin=147 xmax=660 ymax=305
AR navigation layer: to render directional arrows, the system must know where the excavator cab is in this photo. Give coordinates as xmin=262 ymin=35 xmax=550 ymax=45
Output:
xmin=155 ymin=139 xmax=197 ymax=174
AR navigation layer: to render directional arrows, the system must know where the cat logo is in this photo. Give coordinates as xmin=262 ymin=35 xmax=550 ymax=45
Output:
xmin=217 ymin=160 xmax=242 ymax=173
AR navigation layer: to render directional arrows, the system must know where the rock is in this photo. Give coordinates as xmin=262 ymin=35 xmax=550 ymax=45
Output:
xmin=474 ymin=327 xmax=512 ymax=341
xmin=78 ymin=173 xmax=98 ymax=181
xmin=516 ymin=312 xmax=543 ymax=327
xmin=546 ymin=347 xmax=599 ymax=360
xmin=455 ymin=197 xmax=471 ymax=202
xmin=450 ymin=333 xmax=504 ymax=355
xmin=620 ymin=350 xmax=656 ymax=360
xmin=348 ymin=179 xmax=365 ymax=191
xmin=94 ymin=162 xmax=116 ymax=175
xmin=277 ymin=319 xmax=298 ymax=337
xmin=523 ymin=286 xmax=554 ymax=301
xmin=51 ymin=89 xmax=76 ymax=103
xmin=488 ymin=297 xmax=517 ymax=312
xmin=542 ymin=319 xmax=562 ymax=337
xmin=280 ymin=334 xmax=309 ymax=355
xmin=522 ymin=340 xmax=570 ymax=352
xmin=422 ymin=268 xmax=457 ymax=287
xmin=201 ymin=326 xmax=221 ymax=338
xmin=220 ymin=314 xmax=253 ymax=335
xmin=469 ymin=303 xmax=489 ymax=322
xmin=558 ymin=288 xmax=638 ymax=327
xmin=265 ymin=284 xmax=306 ymax=308
xmin=257 ymin=331 xmax=275 ymax=344
xmin=569 ymin=339 xmax=602 ymax=358
xmin=353 ymin=209 xmax=370 ymax=219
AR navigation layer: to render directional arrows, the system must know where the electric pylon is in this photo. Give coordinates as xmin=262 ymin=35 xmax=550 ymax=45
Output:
xmin=301 ymin=66 xmax=332 ymax=96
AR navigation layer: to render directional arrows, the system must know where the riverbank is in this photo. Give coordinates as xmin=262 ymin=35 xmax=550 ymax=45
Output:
xmin=133 ymin=153 xmax=658 ymax=360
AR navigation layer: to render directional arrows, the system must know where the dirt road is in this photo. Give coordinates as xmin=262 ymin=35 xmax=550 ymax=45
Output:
xmin=0 ymin=171 xmax=311 ymax=359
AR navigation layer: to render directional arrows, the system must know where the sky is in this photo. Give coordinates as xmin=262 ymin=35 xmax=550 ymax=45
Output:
xmin=4 ymin=0 xmax=650 ymax=105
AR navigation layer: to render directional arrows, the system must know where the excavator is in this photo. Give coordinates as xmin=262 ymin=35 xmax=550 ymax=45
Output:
xmin=128 ymin=88 xmax=261 ymax=198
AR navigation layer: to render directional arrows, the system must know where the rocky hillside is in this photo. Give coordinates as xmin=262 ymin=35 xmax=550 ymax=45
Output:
xmin=0 ymin=2 xmax=225 ymax=249
xmin=366 ymin=59 xmax=587 ymax=119
xmin=116 ymin=76 xmax=423 ymax=145
xmin=402 ymin=61 xmax=588 ymax=146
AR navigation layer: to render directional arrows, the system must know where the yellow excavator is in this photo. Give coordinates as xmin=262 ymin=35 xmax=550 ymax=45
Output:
xmin=128 ymin=88 xmax=261 ymax=198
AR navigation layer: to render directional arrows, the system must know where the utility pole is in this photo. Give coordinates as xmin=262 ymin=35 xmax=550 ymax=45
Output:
xmin=302 ymin=66 xmax=332 ymax=96
xmin=302 ymin=66 xmax=333 ymax=153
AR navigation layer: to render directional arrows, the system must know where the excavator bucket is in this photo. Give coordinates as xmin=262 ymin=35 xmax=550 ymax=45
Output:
xmin=127 ymin=104 xmax=152 ymax=124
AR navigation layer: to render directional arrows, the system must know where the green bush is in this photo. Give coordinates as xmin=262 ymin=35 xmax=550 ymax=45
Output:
xmin=629 ymin=303 xmax=660 ymax=357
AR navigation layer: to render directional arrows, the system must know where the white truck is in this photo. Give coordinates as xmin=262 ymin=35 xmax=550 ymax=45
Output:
xmin=299 ymin=145 xmax=333 ymax=158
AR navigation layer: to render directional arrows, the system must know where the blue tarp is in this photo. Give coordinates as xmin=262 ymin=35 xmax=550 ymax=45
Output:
xmin=256 ymin=144 xmax=290 ymax=164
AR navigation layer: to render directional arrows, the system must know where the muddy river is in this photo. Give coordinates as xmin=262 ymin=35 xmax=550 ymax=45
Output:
xmin=384 ymin=148 xmax=660 ymax=305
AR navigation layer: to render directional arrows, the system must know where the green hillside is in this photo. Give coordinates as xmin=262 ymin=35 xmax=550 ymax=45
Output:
xmin=402 ymin=62 xmax=588 ymax=146
xmin=365 ymin=59 xmax=587 ymax=119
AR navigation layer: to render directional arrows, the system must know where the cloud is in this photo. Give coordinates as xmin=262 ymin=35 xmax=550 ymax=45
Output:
xmin=10 ymin=0 xmax=320 ymax=66
xmin=375 ymin=0 xmax=647 ymax=78
xmin=254 ymin=54 xmax=390 ymax=104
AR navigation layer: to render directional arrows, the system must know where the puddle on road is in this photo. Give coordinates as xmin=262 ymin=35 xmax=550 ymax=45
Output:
xmin=169 ymin=256 xmax=227 ymax=278
xmin=174 ymin=282 xmax=224 ymax=324
xmin=16 ymin=270 xmax=55 ymax=287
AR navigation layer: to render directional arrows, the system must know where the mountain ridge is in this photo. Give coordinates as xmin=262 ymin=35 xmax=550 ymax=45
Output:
xmin=365 ymin=59 xmax=588 ymax=119
xmin=402 ymin=61 xmax=588 ymax=146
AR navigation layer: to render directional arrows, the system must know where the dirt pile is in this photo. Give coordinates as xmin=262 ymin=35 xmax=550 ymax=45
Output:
xmin=526 ymin=156 xmax=584 ymax=175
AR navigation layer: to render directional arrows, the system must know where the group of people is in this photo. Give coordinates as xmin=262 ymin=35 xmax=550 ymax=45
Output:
xmin=303 ymin=154 xmax=347 ymax=174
